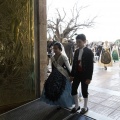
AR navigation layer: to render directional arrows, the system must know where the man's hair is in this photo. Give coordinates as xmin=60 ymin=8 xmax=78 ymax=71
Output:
xmin=76 ymin=34 xmax=86 ymax=41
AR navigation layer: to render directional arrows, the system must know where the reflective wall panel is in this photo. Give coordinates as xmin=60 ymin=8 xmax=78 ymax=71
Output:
xmin=0 ymin=0 xmax=35 ymax=107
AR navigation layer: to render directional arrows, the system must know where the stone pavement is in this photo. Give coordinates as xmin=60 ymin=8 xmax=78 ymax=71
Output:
xmin=48 ymin=61 xmax=120 ymax=120
xmin=80 ymin=61 xmax=120 ymax=120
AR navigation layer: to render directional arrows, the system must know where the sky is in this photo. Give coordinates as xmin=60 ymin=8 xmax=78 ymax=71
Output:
xmin=47 ymin=0 xmax=120 ymax=42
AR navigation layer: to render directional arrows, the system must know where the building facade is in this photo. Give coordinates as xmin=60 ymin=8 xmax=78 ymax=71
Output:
xmin=0 ymin=0 xmax=47 ymax=113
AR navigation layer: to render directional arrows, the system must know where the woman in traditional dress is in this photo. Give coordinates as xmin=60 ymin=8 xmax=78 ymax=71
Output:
xmin=40 ymin=42 xmax=74 ymax=108
xmin=99 ymin=41 xmax=113 ymax=70
xmin=112 ymin=44 xmax=119 ymax=62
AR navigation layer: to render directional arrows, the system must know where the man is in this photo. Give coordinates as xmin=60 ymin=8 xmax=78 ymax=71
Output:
xmin=70 ymin=34 xmax=94 ymax=114
xmin=62 ymin=38 xmax=75 ymax=65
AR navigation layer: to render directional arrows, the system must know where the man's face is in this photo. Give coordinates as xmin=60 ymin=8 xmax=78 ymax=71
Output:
xmin=76 ymin=39 xmax=86 ymax=48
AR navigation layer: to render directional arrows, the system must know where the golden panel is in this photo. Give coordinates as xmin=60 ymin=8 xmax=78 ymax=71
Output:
xmin=0 ymin=0 xmax=35 ymax=106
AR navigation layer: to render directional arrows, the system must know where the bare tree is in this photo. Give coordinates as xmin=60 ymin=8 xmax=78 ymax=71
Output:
xmin=47 ymin=4 xmax=96 ymax=42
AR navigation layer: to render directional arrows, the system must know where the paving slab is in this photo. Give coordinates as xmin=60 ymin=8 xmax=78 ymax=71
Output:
xmin=90 ymin=105 xmax=114 ymax=116
xmin=89 ymin=96 xmax=105 ymax=104
xmin=100 ymin=100 xmax=120 ymax=109
xmin=108 ymin=110 xmax=120 ymax=120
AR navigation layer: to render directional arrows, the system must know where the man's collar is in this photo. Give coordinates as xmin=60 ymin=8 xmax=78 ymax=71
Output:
xmin=79 ymin=46 xmax=85 ymax=50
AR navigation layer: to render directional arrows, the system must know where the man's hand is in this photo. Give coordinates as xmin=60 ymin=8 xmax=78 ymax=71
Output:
xmin=85 ymin=79 xmax=91 ymax=85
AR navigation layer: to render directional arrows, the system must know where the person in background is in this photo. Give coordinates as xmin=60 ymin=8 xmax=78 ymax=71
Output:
xmin=62 ymin=38 xmax=75 ymax=65
xmin=112 ymin=44 xmax=119 ymax=62
xmin=47 ymin=39 xmax=57 ymax=73
xmin=96 ymin=42 xmax=104 ymax=61
xmin=99 ymin=41 xmax=113 ymax=70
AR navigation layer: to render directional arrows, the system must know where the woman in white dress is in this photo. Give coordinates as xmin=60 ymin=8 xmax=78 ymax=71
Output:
xmin=40 ymin=42 xmax=74 ymax=108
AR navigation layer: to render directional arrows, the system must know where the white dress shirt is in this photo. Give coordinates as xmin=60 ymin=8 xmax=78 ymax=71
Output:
xmin=78 ymin=47 xmax=84 ymax=60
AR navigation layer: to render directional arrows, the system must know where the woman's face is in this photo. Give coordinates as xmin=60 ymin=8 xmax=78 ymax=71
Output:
xmin=53 ymin=45 xmax=61 ymax=54
xmin=76 ymin=39 xmax=86 ymax=48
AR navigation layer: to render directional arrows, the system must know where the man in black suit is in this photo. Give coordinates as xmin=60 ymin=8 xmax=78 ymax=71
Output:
xmin=70 ymin=34 xmax=94 ymax=114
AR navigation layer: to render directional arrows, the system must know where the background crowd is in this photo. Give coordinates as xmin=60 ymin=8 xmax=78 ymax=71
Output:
xmin=47 ymin=38 xmax=120 ymax=70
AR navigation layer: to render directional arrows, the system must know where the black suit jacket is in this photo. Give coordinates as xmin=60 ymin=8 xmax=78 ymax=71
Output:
xmin=71 ymin=47 xmax=94 ymax=80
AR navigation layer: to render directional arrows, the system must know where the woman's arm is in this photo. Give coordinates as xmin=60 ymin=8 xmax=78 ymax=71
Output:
xmin=63 ymin=56 xmax=71 ymax=73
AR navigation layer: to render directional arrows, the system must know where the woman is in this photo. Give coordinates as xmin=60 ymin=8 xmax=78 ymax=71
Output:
xmin=40 ymin=42 xmax=74 ymax=108
xmin=112 ymin=44 xmax=119 ymax=62
xmin=99 ymin=41 xmax=113 ymax=70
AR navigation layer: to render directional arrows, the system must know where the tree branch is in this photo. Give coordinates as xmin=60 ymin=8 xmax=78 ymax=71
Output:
xmin=47 ymin=3 xmax=97 ymax=41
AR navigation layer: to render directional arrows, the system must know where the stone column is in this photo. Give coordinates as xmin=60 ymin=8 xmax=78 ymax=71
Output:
xmin=38 ymin=0 xmax=47 ymax=94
